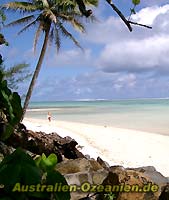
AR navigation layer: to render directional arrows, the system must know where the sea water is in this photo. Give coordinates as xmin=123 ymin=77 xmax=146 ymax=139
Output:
xmin=25 ymin=99 xmax=169 ymax=135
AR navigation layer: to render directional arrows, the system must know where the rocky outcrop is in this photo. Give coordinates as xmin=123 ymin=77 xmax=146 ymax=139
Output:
xmin=96 ymin=165 xmax=168 ymax=200
xmin=5 ymin=124 xmax=84 ymax=162
xmin=55 ymin=157 xmax=169 ymax=200
xmin=56 ymin=158 xmax=109 ymax=200
xmin=159 ymin=183 xmax=169 ymax=200
xmin=1 ymin=125 xmax=169 ymax=200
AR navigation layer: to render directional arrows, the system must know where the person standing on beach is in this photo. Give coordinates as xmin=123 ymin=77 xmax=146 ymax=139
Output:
xmin=47 ymin=112 xmax=52 ymax=122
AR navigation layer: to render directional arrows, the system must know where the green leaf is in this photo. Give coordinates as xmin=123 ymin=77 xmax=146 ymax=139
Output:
xmin=10 ymin=92 xmax=22 ymax=124
xmin=47 ymin=153 xmax=58 ymax=166
xmin=34 ymin=155 xmax=42 ymax=167
xmin=130 ymin=8 xmax=136 ymax=14
xmin=0 ymin=148 xmax=42 ymax=192
xmin=28 ymin=191 xmax=50 ymax=199
xmin=46 ymin=171 xmax=71 ymax=200
xmin=1 ymin=80 xmax=7 ymax=89
xmin=1 ymin=81 xmax=11 ymax=95
xmin=0 ymin=197 xmax=13 ymax=200
xmin=39 ymin=153 xmax=58 ymax=172
xmin=0 ymin=164 xmax=21 ymax=186
xmin=42 ymin=153 xmax=46 ymax=160
xmin=0 ymin=10 xmax=6 ymax=22
xmin=132 ymin=0 xmax=140 ymax=5
xmin=0 ymin=124 xmax=14 ymax=141
xmin=5 ymin=42 xmax=9 ymax=46
xmin=1 ymin=90 xmax=15 ymax=123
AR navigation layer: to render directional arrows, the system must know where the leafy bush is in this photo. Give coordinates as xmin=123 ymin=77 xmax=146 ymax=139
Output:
xmin=0 ymin=26 xmax=70 ymax=200
xmin=0 ymin=148 xmax=70 ymax=200
xmin=0 ymin=70 xmax=23 ymax=141
xmin=0 ymin=66 xmax=70 ymax=200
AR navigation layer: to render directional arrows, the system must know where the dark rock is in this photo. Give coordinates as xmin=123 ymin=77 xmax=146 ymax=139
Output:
xmin=96 ymin=165 xmax=169 ymax=200
xmin=0 ymin=141 xmax=15 ymax=156
xmin=129 ymin=166 xmax=168 ymax=185
xmin=53 ymin=135 xmax=85 ymax=159
xmin=96 ymin=172 xmax=120 ymax=200
xmin=56 ymin=158 xmax=104 ymax=174
xmin=97 ymin=157 xmax=110 ymax=170
xmin=85 ymin=154 xmax=91 ymax=159
xmin=159 ymin=183 xmax=169 ymax=200
xmin=55 ymin=158 xmax=108 ymax=200
xmin=5 ymin=125 xmax=85 ymax=162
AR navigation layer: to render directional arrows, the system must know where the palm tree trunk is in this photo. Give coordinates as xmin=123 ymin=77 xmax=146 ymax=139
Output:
xmin=21 ymin=27 xmax=50 ymax=121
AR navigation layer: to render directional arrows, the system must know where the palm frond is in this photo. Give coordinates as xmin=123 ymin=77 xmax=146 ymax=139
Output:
xmin=58 ymin=13 xmax=85 ymax=32
xmin=83 ymin=0 xmax=98 ymax=7
xmin=57 ymin=20 xmax=82 ymax=50
xmin=70 ymin=18 xmax=85 ymax=32
xmin=48 ymin=27 xmax=54 ymax=46
xmin=48 ymin=26 xmax=61 ymax=53
xmin=54 ymin=25 xmax=61 ymax=53
xmin=33 ymin=23 xmax=43 ymax=53
xmin=83 ymin=13 xmax=98 ymax=24
xmin=5 ymin=15 xmax=35 ymax=28
xmin=41 ymin=0 xmax=49 ymax=8
xmin=89 ymin=14 xmax=98 ymax=22
xmin=51 ymin=0 xmax=76 ymax=12
xmin=61 ymin=11 xmax=82 ymax=18
xmin=43 ymin=9 xmax=57 ymax=23
xmin=2 ymin=2 xmax=38 ymax=12
xmin=17 ymin=18 xmax=38 ymax=35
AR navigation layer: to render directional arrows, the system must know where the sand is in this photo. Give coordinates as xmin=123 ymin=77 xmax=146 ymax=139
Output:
xmin=23 ymin=118 xmax=169 ymax=177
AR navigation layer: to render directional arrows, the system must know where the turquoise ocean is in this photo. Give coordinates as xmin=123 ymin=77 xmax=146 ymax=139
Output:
xmin=25 ymin=99 xmax=169 ymax=135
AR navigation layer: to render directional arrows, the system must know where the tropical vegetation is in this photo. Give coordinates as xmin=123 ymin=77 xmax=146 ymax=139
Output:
xmin=0 ymin=51 xmax=70 ymax=200
xmin=0 ymin=1 xmax=148 ymax=199
xmin=2 ymin=0 xmax=98 ymax=120
xmin=0 ymin=62 xmax=32 ymax=91
xmin=0 ymin=148 xmax=70 ymax=200
xmin=1 ymin=0 xmax=142 ymax=120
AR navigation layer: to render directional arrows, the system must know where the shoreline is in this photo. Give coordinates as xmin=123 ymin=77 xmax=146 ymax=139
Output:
xmin=23 ymin=118 xmax=169 ymax=177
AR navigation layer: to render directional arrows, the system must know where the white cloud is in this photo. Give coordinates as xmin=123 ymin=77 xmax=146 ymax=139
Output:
xmin=141 ymin=0 xmax=169 ymax=7
xmin=23 ymin=48 xmax=35 ymax=60
xmin=98 ymin=35 xmax=169 ymax=73
xmin=115 ymin=74 xmax=136 ymax=89
xmin=17 ymin=3 xmax=169 ymax=100
xmin=131 ymin=4 xmax=169 ymax=25
xmin=84 ymin=16 xmax=131 ymax=44
xmin=46 ymin=48 xmax=92 ymax=67
xmin=31 ymin=70 xmax=169 ymax=101
xmin=1 ymin=46 xmax=19 ymax=60
xmin=82 ymin=4 xmax=169 ymax=74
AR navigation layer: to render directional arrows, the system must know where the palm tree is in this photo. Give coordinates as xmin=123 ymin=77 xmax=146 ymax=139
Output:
xmin=2 ymin=0 xmax=98 ymax=120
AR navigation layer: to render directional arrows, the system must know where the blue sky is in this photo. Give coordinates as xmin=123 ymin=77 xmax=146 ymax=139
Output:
xmin=1 ymin=0 xmax=169 ymax=101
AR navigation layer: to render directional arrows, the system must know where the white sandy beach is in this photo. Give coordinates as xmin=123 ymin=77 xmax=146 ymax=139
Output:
xmin=23 ymin=118 xmax=169 ymax=177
